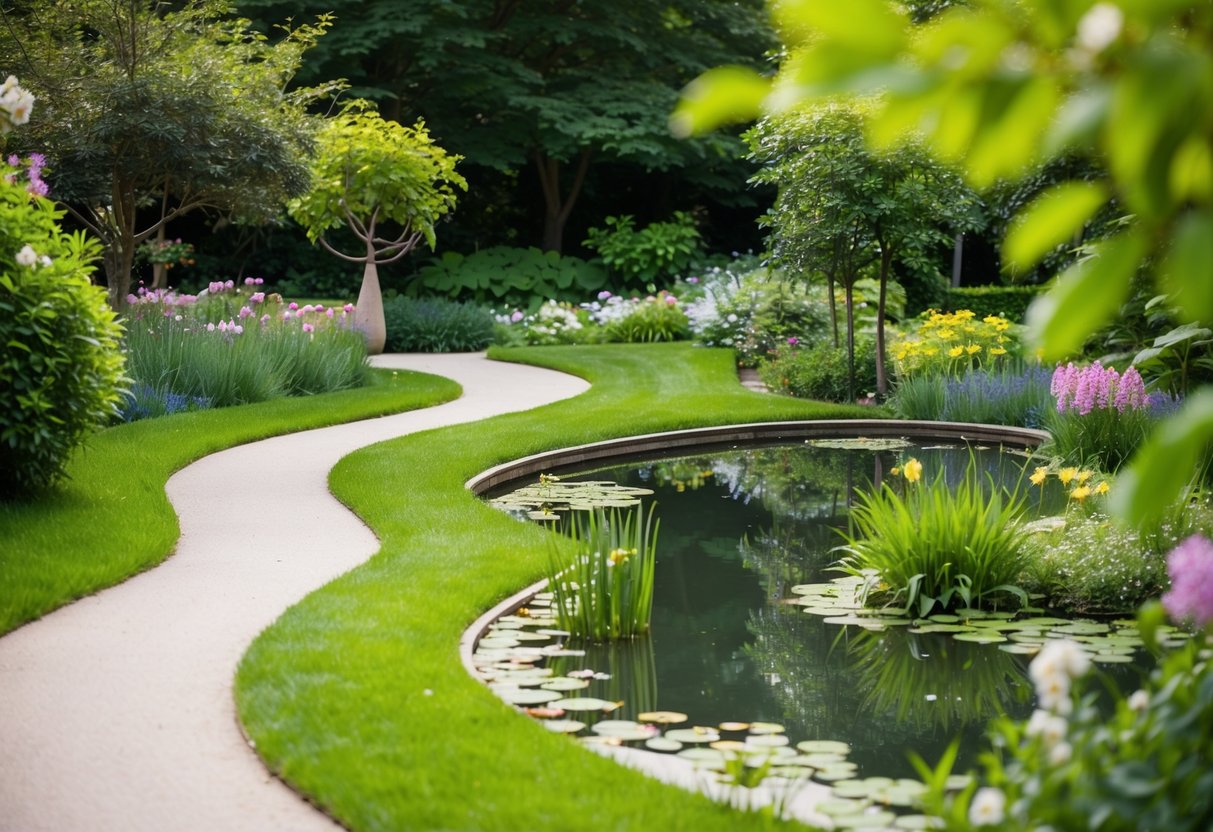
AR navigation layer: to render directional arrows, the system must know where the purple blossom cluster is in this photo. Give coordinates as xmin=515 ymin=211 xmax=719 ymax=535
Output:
xmin=1051 ymin=361 xmax=1148 ymax=415
xmin=1162 ymin=534 xmax=1213 ymax=628
xmin=126 ymin=285 xmax=198 ymax=308
xmin=5 ymin=152 xmax=48 ymax=197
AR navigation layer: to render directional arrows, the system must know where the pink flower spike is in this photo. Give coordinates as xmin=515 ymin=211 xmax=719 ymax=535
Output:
xmin=260 ymin=314 xmax=270 ymax=325
xmin=218 ymin=320 xmax=228 ymax=332
xmin=206 ymin=322 xmax=216 ymax=332
xmin=232 ymin=324 xmax=244 ymax=335
xmin=249 ymin=292 xmax=265 ymax=304
xmin=343 ymin=303 xmax=355 ymax=314
xmin=1162 ymin=535 xmax=1213 ymax=628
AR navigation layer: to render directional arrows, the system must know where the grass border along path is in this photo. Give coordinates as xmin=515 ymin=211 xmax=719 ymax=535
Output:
xmin=0 ymin=368 xmax=461 ymax=635
xmin=236 ymin=343 xmax=884 ymax=831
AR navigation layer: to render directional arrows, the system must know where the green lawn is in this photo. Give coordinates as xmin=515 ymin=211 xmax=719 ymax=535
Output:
xmin=0 ymin=369 xmax=461 ymax=635
xmin=236 ymin=343 xmax=885 ymax=830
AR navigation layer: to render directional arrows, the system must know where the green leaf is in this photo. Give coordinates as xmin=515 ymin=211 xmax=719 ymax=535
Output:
xmin=1160 ymin=209 xmax=1213 ymax=324
xmin=1111 ymin=389 xmax=1213 ymax=526
xmin=670 ymin=65 xmax=770 ymax=138
xmin=1002 ymin=181 xmax=1108 ymax=271
xmin=772 ymin=0 xmax=906 ymax=56
xmin=1025 ymin=229 xmax=1146 ymax=360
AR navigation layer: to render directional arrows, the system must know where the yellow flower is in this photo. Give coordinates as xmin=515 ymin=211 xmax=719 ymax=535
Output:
xmin=966 ymin=343 xmax=982 ymax=355
xmin=990 ymin=347 xmax=1007 ymax=356
xmin=1070 ymin=485 xmax=1091 ymax=502
xmin=890 ymin=466 xmax=901 ymax=477
xmin=904 ymin=458 xmax=923 ymax=483
xmin=956 ymin=309 xmax=976 ymax=320
xmin=1030 ymin=466 xmax=1049 ymax=486
xmin=608 ymin=547 xmax=635 ymax=566
xmin=923 ymin=347 xmax=939 ymax=356
xmin=1058 ymin=467 xmax=1079 ymax=486
xmin=1076 ymin=470 xmax=1093 ymax=484
xmin=1095 ymin=481 xmax=1110 ymax=495
xmin=938 ymin=328 xmax=956 ymax=339
xmin=983 ymin=315 xmax=1003 ymax=325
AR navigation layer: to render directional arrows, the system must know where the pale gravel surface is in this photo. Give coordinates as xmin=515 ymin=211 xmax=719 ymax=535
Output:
xmin=0 ymin=353 xmax=589 ymax=832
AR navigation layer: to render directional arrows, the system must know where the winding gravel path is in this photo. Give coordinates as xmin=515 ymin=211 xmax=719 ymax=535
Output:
xmin=0 ymin=353 xmax=589 ymax=832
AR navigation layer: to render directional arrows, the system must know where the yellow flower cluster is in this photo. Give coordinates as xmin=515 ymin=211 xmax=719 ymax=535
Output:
xmin=893 ymin=309 xmax=1016 ymax=379
xmin=1029 ymin=465 xmax=1110 ymax=502
xmin=890 ymin=457 xmax=924 ymax=483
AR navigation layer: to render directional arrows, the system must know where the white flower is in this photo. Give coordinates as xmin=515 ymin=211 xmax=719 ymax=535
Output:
xmin=1127 ymin=689 xmax=1150 ymax=712
xmin=1025 ymin=709 xmax=1068 ymax=747
xmin=1049 ymin=740 xmax=1073 ymax=766
xmin=1076 ymin=3 xmax=1124 ymax=53
xmin=14 ymin=244 xmax=38 ymax=267
xmin=38 ymin=255 xmax=52 ymax=267
xmin=1030 ymin=640 xmax=1091 ymax=685
xmin=969 ymin=787 xmax=1007 ymax=826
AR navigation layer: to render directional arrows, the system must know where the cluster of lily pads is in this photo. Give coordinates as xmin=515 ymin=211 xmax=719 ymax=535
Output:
xmin=488 ymin=477 xmax=654 ymax=521
xmin=788 ymin=574 xmax=1192 ymax=657
xmin=471 ymin=592 xmax=972 ymax=829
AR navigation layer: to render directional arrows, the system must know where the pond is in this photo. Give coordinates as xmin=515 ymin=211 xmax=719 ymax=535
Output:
xmin=476 ymin=439 xmax=1152 ymax=790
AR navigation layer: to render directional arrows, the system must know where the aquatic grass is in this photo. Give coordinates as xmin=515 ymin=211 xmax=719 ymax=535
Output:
xmin=235 ymin=342 xmax=879 ymax=831
xmin=838 ymin=458 xmax=1032 ymax=616
xmin=548 ymin=506 xmax=658 ymax=641
xmin=0 ymin=369 xmax=460 ymax=635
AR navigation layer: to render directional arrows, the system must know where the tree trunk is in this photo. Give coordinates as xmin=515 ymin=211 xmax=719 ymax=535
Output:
xmin=844 ymin=282 xmax=856 ymax=404
xmin=875 ymin=247 xmax=893 ymax=398
xmin=827 ymin=272 xmax=839 ymax=348
xmin=151 ymin=223 xmax=167 ymax=289
xmin=103 ymin=230 xmax=136 ymax=312
xmin=534 ymin=148 xmax=592 ymax=253
xmin=355 ymin=233 xmax=386 ymax=355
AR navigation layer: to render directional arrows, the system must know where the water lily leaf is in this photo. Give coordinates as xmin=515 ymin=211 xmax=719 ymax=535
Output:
xmin=645 ymin=737 xmax=683 ymax=752
xmin=552 ymin=697 xmax=620 ymax=712
xmin=540 ymin=677 xmax=590 ymax=692
xmin=895 ymin=814 xmax=946 ymax=829
xmin=1051 ymin=622 xmax=1110 ymax=635
xmin=953 ymin=632 xmax=1007 ymax=644
xmin=801 ymin=752 xmax=849 ymax=767
xmin=499 ymin=688 xmax=563 ymax=705
xmin=677 ymin=747 xmax=728 ymax=767
xmin=830 ymin=780 xmax=877 ymax=799
xmin=637 ymin=711 xmax=688 ymax=725
xmin=797 ymin=739 xmax=851 ymax=755
xmin=580 ymin=735 xmax=622 ymax=747
xmin=909 ymin=624 xmax=976 ymax=634
xmin=830 ymin=810 xmax=898 ymax=828
xmin=718 ymin=721 xmax=751 ymax=732
xmin=817 ymin=797 xmax=871 ymax=816
xmin=477 ymin=636 xmax=520 ymax=649
xmin=749 ymin=722 xmax=786 ymax=735
xmin=745 ymin=734 xmax=790 ymax=748
xmin=710 ymin=740 xmax=749 ymax=752
xmin=1092 ymin=653 xmax=1135 ymax=663
xmin=592 ymin=720 xmax=659 ymax=742
xmin=666 ymin=727 xmax=722 ymax=743
xmin=542 ymin=719 xmax=585 ymax=733
xmin=815 ymin=762 xmax=860 ymax=781
xmin=999 ymin=643 xmax=1040 ymax=655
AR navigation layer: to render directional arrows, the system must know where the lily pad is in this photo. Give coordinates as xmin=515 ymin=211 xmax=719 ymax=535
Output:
xmin=542 ymin=719 xmax=585 ymax=733
xmin=745 ymin=734 xmax=790 ymax=748
xmin=645 ymin=737 xmax=683 ymax=752
xmin=637 ymin=711 xmax=689 ymax=725
xmin=592 ymin=720 xmax=659 ymax=742
xmin=551 ymin=697 xmax=621 ymax=712
xmin=498 ymin=688 xmax=562 ymax=706
xmin=748 ymin=722 xmax=786 ymax=735
xmin=895 ymin=815 xmax=945 ymax=830
xmin=797 ymin=739 xmax=851 ymax=755
xmin=677 ymin=747 xmax=729 ymax=767
xmin=539 ymin=677 xmax=591 ymax=692
xmin=718 ymin=721 xmax=751 ymax=732
xmin=952 ymin=632 xmax=1007 ymax=644
xmin=816 ymin=798 xmax=871 ymax=816
xmin=829 ymin=810 xmax=897 ymax=828
xmin=666 ymin=727 xmax=721 ymax=744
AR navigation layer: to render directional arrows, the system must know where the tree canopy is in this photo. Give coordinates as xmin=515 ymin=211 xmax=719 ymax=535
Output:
xmin=0 ymin=0 xmax=339 ymax=307
xmin=238 ymin=0 xmax=775 ymax=253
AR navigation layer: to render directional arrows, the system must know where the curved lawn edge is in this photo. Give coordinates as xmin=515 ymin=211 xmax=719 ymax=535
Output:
xmin=0 ymin=368 xmax=461 ymax=636
xmin=234 ymin=343 xmax=886 ymax=831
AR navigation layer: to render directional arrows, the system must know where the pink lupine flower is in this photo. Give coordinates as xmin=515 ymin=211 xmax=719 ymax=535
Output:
xmin=1162 ymin=535 xmax=1213 ymax=628
xmin=244 ymin=277 xmax=257 ymax=286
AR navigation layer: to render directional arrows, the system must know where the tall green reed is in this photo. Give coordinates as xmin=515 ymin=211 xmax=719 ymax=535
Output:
xmin=547 ymin=506 xmax=659 ymax=641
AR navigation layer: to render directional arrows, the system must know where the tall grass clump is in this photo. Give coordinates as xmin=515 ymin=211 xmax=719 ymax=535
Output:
xmin=1045 ymin=361 xmax=1179 ymax=471
xmin=838 ymin=457 xmax=1031 ymax=616
xmin=547 ymin=506 xmax=659 ymax=641
xmin=121 ymin=285 xmax=369 ymax=418
xmin=893 ymin=365 xmax=1053 ymax=427
xmin=382 ymin=295 xmax=495 ymax=352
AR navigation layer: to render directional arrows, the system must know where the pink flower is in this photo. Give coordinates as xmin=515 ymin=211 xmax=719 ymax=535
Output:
xmin=326 ymin=307 xmax=334 ymax=318
xmin=343 ymin=303 xmax=355 ymax=314
xmin=665 ymin=295 xmax=677 ymax=305
xmin=231 ymin=323 xmax=244 ymax=335
xmin=249 ymin=292 xmax=265 ymax=304
xmin=302 ymin=322 xmax=314 ymax=333
xmin=244 ymin=277 xmax=257 ymax=286
xmin=597 ymin=291 xmax=612 ymax=301
xmin=218 ymin=320 xmax=228 ymax=332
xmin=288 ymin=302 xmax=299 ymax=311
xmin=687 ymin=276 xmax=700 ymax=284
xmin=224 ymin=279 xmax=234 ymax=290
xmin=238 ymin=306 xmax=253 ymax=319
xmin=1162 ymin=535 xmax=1213 ymax=628
xmin=260 ymin=314 xmax=270 ymax=325
xmin=206 ymin=322 xmax=216 ymax=332
xmin=511 ymin=310 xmax=524 ymax=323
xmin=787 ymin=336 xmax=800 ymax=346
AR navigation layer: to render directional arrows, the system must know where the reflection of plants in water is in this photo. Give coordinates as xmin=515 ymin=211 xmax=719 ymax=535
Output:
xmin=847 ymin=628 xmax=1033 ymax=733
xmin=548 ymin=637 xmax=658 ymax=719
xmin=741 ymin=518 xmax=843 ymax=602
xmin=711 ymin=446 xmax=881 ymax=523
xmin=644 ymin=459 xmax=716 ymax=492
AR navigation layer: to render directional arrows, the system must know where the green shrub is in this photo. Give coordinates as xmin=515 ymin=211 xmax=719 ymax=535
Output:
xmin=0 ymin=174 xmax=126 ymax=497
xmin=758 ymin=337 xmax=878 ymax=402
xmin=412 ymin=246 xmax=607 ymax=309
xmin=838 ymin=457 xmax=1031 ymax=616
xmin=582 ymin=211 xmax=704 ymax=290
xmin=941 ymin=284 xmax=1042 ymax=322
xmin=383 ymin=295 xmax=494 ymax=352
xmin=605 ymin=294 xmax=689 ymax=343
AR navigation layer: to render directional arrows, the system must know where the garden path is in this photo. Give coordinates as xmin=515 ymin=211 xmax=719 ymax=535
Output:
xmin=0 ymin=353 xmax=589 ymax=832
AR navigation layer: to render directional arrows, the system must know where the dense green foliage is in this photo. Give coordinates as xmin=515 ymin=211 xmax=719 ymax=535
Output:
xmin=0 ymin=176 xmax=126 ymax=497
xmin=412 ymin=246 xmax=607 ymax=309
xmin=235 ymin=343 xmax=877 ymax=831
xmin=382 ymin=296 xmax=495 ymax=352
xmin=2 ymin=0 xmax=337 ymax=306
xmin=604 ymin=295 xmax=690 ymax=343
xmin=758 ymin=337 xmax=878 ymax=402
xmin=941 ymin=286 xmax=1043 ymax=323
xmin=0 ymin=369 xmax=460 ymax=634
xmin=238 ymin=0 xmax=774 ymax=253
xmin=583 ymin=211 xmax=704 ymax=289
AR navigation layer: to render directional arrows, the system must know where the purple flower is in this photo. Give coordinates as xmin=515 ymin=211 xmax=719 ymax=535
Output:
xmin=244 ymin=277 xmax=256 ymax=286
xmin=302 ymin=322 xmax=314 ymax=333
xmin=1162 ymin=535 xmax=1213 ymax=628
xmin=343 ymin=303 xmax=355 ymax=314
xmin=787 ymin=336 xmax=800 ymax=346
xmin=249 ymin=292 xmax=265 ymax=304
xmin=288 ymin=302 xmax=299 ymax=311
xmin=224 ymin=279 xmax=235 ymax=290
xmin=511 ymin=310 xmax=524 ymax=323
xmin=597 ymin=291 xmax=612 ymax=301
xmin=238 ymin=306 xmax=253 ymax=319
xmin=687 ymin=276 xmax=700 ymax=284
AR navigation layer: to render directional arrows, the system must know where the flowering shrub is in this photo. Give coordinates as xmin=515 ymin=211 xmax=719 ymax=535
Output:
xmin=1045 ymin=361 xmax=1180 ymax=472
xmin=1 ymin=161 xmax=126 ymax=496
xmin=757 ymin=336 xmax=877 ymax=403
xmin=121 ymin=283 xmax=367 ymax=416
xmin=495 ymin=291 xmax=691 ymax=345
xmin=892 ymin=366 xmax=1054 ymax=427
xmin=893 ymin=310 xmax=1018 ymax=380
xmin=0 ymin=75 xmax=34 ymax=134
xmin=603 ymin=291 xmax=688 ymax=342
xmin=920 ymin=539 xmax=1213 ymax=830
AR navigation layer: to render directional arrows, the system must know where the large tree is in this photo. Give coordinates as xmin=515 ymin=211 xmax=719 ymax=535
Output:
xmin=749 ymin=104 xmax=980 ymax=398
xmin=0 ymin=0 xmax=339 ymax=308
xmin=238 ymin=0 xmax=774 ymax=253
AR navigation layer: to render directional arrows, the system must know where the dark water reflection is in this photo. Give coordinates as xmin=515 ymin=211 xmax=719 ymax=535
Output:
xmin=562 ymin=443 xmax=1143 ymax=778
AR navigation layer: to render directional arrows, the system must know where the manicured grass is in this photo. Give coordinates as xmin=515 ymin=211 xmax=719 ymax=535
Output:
xmin=0 ymin=369 xmax=461 ymax=635
xmin=236 ymin=343 xmax=885 ymax=831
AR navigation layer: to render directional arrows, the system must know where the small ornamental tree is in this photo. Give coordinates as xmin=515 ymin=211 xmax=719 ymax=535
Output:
xmin=288 ymin=107 xmax=466 ymax=353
